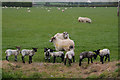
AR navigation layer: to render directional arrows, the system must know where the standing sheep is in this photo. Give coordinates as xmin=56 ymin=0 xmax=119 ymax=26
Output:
xmin=21 ymin=48 xmax=38 ymax=64
xmin=93 ymin=49 xmax=110 ymax=64
xmin=64 ymin=49 xmax=75 ymax=66
xmin=49 ymin=37 xmax=75 ymax=51
xmin=44 ymin=48 xmax=64 ymax=63
xmin=5 ymin=46 xmax=21 ymax=61
xmin=79 ymin=51 xmax=97 ymax=66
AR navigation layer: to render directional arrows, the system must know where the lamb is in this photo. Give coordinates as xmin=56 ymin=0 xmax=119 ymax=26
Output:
xmin=5 ymin=46 xmax=21 ymax=62
xmin=78 ymin=17 xmax=92 ymax=23
xmin=21 ymin=48 xmax=38 ymax=64
xmin=93 ymin=49 xmax=110 ymax=64
xmin=64 ymin=49 xmax=75 ymax=66
xmin=79 ymin=51 xmax=97 ymax=66
xmin=54 ymin=32 xmax=69 ymax=40
xmin=49 ymin=37 xmax=75 ymax=51
xmin=44 ymin=48 xmax=64 ymax=63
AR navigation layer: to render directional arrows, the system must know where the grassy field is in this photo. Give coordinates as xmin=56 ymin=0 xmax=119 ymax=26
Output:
xmin=1 ymin=7 xmax=119 ymax=78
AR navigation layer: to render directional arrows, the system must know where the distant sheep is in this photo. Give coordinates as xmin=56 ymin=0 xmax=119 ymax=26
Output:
xmin=64 ymin=49 xmax=75 ymax=66
xmin=54 ymin=32 xmax=69 ymax=40
xmin=44 ymin=48 xmax=64 ymax=63
xmin=5 ymin=46 xmax=21 ymax=61
xmin=49 ymin=37 xmax=74 ymax=51
xmin=78 ymin=17 xmax=92 ymax=23
xmin=21 ymin=48 xmax=38 ymax=64
xmin=79 ymin=51 xmax=97 ymax=66
xmin=93 ymin=49 xmax=110 ymax=64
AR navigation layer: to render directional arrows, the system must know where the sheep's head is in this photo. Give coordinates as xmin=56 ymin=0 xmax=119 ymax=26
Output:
xmin=49 ymin=37 xmax=56 ymax=42
xmin=93 ymin=54 xmax=97 ymax=59
xmin=44 ymin=48 xmax=48 ymax=52
xmin=32 ymin=48 xmax=38 ymax=52
xmin=93 ymin=49 xmax=100 ymax=55
xmin=63 ymin=32 xmax=69 ymax=39
xmin=16 ymin=46 xmax=21 ymax=50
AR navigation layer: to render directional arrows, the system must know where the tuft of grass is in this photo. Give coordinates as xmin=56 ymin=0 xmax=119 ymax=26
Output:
xmin=86 ymin=74 xmax=98 ymax=79
xmin=29 ymin=72 xmax=42 ymax=78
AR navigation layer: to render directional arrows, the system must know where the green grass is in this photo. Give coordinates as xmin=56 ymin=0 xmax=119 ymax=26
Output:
xmin=2 ymin=7 xmax=118 ymax=62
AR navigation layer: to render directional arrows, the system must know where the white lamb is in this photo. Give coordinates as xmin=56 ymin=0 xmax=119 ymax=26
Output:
xmin=44 ymin=48 xmax=64 ymax=63
xmin=64 ymin=49 xmax=75 ymax=66
xmin=54 ymin=32 xmax=69 ymax=40
xmin=5 ymin=46 xmax=21 ymax=61
xmin=21 ymin=48 xmax=38 ymax=64
xmin=78 ymin=17 xmax=92 ymax=23
xmin=49 ymin=37 xmax=74 ymax=51
xmin=93 ymin=49 xmax=110 ymax=64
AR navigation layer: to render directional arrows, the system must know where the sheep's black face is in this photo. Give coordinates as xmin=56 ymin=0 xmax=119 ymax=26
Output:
xmin=16 ymin=46 xmax=21 ymax=50
xmin=44 ymin=48 xmax=48 ymax=52
xmin=49 ymin=37 xmax=56 ymax=42
xmin=33 ymin=48 xmax=38 ymax=52
xmin=93 ymin=49 xmax=100 ymax=55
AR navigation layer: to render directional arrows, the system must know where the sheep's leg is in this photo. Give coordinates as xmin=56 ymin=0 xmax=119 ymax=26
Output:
xmin=105 ymin=55 xmax=107 ymax=61
xmin=14 ymin=56 xmax=17 ymax=62
xmin=88 ymin=58 xmax=90 ymax=64
xmin=48 ymin=57 xmax=50 ymax=62
xmin=73 ymin=56 xmax=75 ymax=62
xmin=79 ymin=59 xmax=82 ymax=66
xmin=22 ymin=56 xmax=25 ymax=63
xmin=53 ymin=56 xmax=56 ymax=63
xmin=29 ymin=56 xmax=32 ymax=64
xmin=31 ymin=56 xmax=32 ymax=63
xmin=68 ymin=59 xmax=71 ymax=66
xmin=64 ymin=58 xmax=67 ymax=65
xmin=108 ymin=54 xmax=110 ymax=62
xmin=91 ymin=57 xmax=93 ymax=63
xmin=61 ymin=54 xmax=64 ymax=62
xmin=6 ymin=56 xmax=9 ymax=61
xmin=101 ymin=56 xmax=104 ymax=64
xmin=45 ymin=57 xmax=47 ymax=62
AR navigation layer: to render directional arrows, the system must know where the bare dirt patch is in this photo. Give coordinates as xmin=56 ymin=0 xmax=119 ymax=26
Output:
xmin=1 ymin=60 xmax=120 ymax=78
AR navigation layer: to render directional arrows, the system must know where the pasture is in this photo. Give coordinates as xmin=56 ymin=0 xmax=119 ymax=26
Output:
xmin=2 ymin=7 xmax=119 ymax=78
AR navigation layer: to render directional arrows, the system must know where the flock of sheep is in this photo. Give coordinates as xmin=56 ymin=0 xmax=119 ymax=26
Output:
xmin=5 ymin=32 xmax=110 ymax=66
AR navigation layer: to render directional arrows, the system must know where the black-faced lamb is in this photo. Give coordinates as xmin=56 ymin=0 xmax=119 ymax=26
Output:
xmin=49 ymin=37 xmax=75 ymax=51
xmin=5 ymin=46 xmax=21 ymax=62
xmin=44 ymin=48 xmax=64 ymax=63
xmin=79 ymin=51 xmax=97 ymax=66
xmin=93 ymin=49 xmax=110 ymax=64
xmin=21 ymin=48 xmax=38 ymax=64
xmin=64 ymin=49 xmax=75 ymax=66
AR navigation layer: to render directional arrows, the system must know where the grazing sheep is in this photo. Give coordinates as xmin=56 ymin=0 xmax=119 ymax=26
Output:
xmin=44 ymin=48 xmax=64 ymax=63
xmin=93 ymin=49 xmax=110 ymax=64
xmin=79 ymin=51 xmax=97 ymax=66
xmin=54 ymin=32 xmax=69 ymax=40
xmin=64 ymin=49 xmax=75 ymax=66
xmin=21 ymin=48 xmax=38 ymax=64
xmin=49 ymin=37 xmax=74 ymax=51
xmin=78 ymin=17 xmax=92 ymax=23
xmin=5 ymin=46 xmax=21 ymax=62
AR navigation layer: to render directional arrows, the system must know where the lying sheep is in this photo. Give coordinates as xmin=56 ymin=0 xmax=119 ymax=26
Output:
xmin=49 ymin=37 xmax=75 ymax=51
xmin=78 ymin=17 xmax=92 ymax=23
xmin=64 ymin=49 xmax=75 ymax=66
xmin=21 ymin=48 xmax=38 ymax=64
xmin=54 ymin=32 xmax=69 ymax=40
xmin=44 ymin=48 xmax=64 ymax=63
xmin=5 ymin=46 xmax=21 ymax=61
xmin=93 ymin=49 xmax=110 ymax=64
xmin=79 ymin=51 xmax=97 ymax=66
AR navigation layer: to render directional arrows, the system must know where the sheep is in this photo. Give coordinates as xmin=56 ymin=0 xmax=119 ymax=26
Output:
xmin=79 ymin=51 xmax=97 ymax=66
xmin=78 ymin=17 xmax=92 ymax=23
xmin=93 ymin=49 xmax=110 ymax=64
xmin=44 ymin=48 xmax=64 ymax=63
xmin=64 ymin=49 xmax=75 ymax=66
xmin=49 ymin=37 xmax=75 ymax=51
xmin=62 ymin=9 xmax=64 ymax=12
xmin=54 ymin=32 xmax=69 ymax=40
xmin=21 ymin=48 xmax=38 ymax=64
xmin=5 ymin=46 xmax=21 ymax=62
